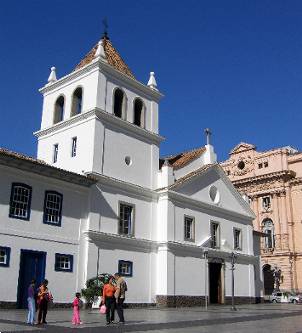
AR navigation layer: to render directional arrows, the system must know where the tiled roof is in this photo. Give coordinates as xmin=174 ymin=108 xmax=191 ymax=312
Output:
xmin=75 ymin=37 xmax=135 ymax=79
xmin=157 ymin=163 xmax=215 ymax=191
xmin=160 ymin=147 xmax=206 ymax=170
xmin=0 ymin=148 xmax=97 ymax=187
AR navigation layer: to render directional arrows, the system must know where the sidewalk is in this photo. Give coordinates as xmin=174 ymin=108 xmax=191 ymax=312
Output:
xmin=1 ymin=304 xmax=302 ymax=332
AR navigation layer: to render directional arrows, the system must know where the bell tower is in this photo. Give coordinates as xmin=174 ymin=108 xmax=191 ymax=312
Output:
xmin=35 ymin=34 xmax=163 ymax=189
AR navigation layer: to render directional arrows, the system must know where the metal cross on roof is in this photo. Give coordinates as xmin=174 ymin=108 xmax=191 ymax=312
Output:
xmin=204 ymin=128 xmax=212 ymax=145
xmin=102 ymin=18 xmax=109 ymax=39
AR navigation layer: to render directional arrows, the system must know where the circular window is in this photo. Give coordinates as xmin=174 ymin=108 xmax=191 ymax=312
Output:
xmin=125 ymin=156 xmax=132 ymax=166
xmin=209 ymin=185 xmax=220 ymax=204
xmin=237 ymin=161 xmax=245 ymax=170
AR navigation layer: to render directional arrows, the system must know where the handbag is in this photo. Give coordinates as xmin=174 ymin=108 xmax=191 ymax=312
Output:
xmin=100 ymin=304 xmax=106 ymax=314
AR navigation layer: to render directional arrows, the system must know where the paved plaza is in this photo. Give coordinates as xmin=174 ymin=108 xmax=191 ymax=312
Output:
xmin=1 ymin=304 xmax=302 ymax=333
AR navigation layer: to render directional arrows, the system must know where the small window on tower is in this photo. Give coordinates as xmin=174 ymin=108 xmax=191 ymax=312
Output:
xmin=54 ymin=96 xmax=65 ymax=124
xmin=258 ymin=163 xmax=263 ymax=169
xmin=71 ymin=137 xmax=77 ymax=157
xmin=71 ymin=88 xmax=83 ymax=116
xmin=264 ymin=161 xmax=269 ymax=168
xmin=53 ymin=144 xmax=59 ymax=163
xmin=113 ymin=88 xmax=126 ymax=119
xmin=133 ymin=98 xmax=145 ymax=128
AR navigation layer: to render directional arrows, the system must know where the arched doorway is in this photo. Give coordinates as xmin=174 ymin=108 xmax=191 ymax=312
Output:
xmin=263 ymin=264 xmax=274 ymax=295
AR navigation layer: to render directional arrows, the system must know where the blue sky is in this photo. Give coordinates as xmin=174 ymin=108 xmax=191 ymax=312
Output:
xmin=0 ymin=0 xmax=301 ymax=161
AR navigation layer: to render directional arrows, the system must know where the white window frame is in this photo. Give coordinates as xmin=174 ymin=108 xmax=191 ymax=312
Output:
xmin=118 ymin=202 xmax=135 ymax=236
xmin=53 ymin=144 xmax=59 ymax=163
xmin=262 ymin=196 xmax=271 ymax=210
xmin=233 ymin=228 xmax=242 ymax=250
xmin=184 ymin=215 xmax=195 ymax=241
xmin=71 ymin=137 xmax=77 ymax=157
xmin=210 ymin=222 xmax=220 ymax=249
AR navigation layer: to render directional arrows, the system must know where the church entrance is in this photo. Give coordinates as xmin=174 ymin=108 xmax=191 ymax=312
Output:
xmin=209 ymin=262 xmax=223 ymax=304
xmin=263 ymin=264 xmax=274 ymax=295
xmin=17 ymin=250 xmax=46 ymax=308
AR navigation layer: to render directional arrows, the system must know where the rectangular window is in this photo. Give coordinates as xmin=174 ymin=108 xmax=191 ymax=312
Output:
xmin=258 ymin=163 xmax=263 ymax=169
xmin=43 ymin=191 xmax=63 ymax=226
xmin=262 ymin=196 xmax=271 ymax=210
xmin=119 ymin=203 xmax=134 ymax=236
xmin=184 ymin=216 xmax=195 ymax=241
xmin=233 ymin=228 xmax=242 ymax=250
xmin=53 ymin=144 xmax=59 ymax=163
xmin=71 ymin=137 xmax=77 ymax=157
xmin=0 ymin=247 xmax=11 ymax=267
xmin=55 ymin=253 xmax=73 ymax=272
xmin=211 ymin=222 xmax=220 ymax=248
xmin=264 ymin=161 xmax=269 ymax=168
xmin=118 ymin=260 xmax=133 ymax=277
xmin=9 ymin=183 xmax=32 ymax=220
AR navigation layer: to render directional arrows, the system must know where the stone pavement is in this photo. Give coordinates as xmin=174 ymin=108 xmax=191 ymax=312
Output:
xmin=1 ymin=304 xmax=302 ymax=333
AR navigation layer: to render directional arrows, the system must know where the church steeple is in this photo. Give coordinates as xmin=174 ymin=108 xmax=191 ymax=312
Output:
xmin=36 ymin=30 xmax=163 ymax=189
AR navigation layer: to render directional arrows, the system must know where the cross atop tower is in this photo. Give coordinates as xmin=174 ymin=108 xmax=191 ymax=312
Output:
xmin=204 ymin=128 xmax=212 ymax=145
xmin=102 ymin=18 xmax=109 ymax=39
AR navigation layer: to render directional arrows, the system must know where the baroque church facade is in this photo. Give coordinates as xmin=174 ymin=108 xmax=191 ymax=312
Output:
xmin=221 ymin=143 xmax=302 ymax=295
xmin=0 ymin=34 xmax=261 ymax=307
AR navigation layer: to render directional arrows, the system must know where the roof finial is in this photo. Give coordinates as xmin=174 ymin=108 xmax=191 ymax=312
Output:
xmin=147 ymin=72 xmax=158 ymax=90
xmin=204 ymin=128 xmax=212 ymax=145
xmin=95 ymin=39 xmax=107 ymax=62
xmin=47 ymin=67 xmax=57 ymax=84
xmin=102 ymin=17 xmax=109 ymax=40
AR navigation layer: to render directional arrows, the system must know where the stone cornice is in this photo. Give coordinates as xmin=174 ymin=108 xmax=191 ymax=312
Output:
xmin=289 ymin=177 xmax=302 ymax=186
xmin=84 ymin=230 xmax=257 ymax=263
xmin=34 ymin=107 xmax=164 ymax=144
xmin=33 ymin=109 xmax=96 ymax=138
xmin=158 ymin=190 xmax=254 ymax=222
xmin=232 ymin=170 xmax=296 ymax=187
xmin=39 ymin=58 xmax=163 ymax=101
xmin=87 ymin=171 xmax=158 ymax=200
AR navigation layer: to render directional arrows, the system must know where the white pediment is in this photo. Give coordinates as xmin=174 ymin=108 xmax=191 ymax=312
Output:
xmin=170 ymin=165 xmax=255 ymax=219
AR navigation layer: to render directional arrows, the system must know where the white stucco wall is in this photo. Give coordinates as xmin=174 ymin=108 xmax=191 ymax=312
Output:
xmin=0 ymin=165 xmax=88 ymax=303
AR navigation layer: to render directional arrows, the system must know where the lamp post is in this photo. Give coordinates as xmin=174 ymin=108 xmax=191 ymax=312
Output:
xmin=231 ymin=252 xmax=237 ymax=311
xmin=204 ymin=250 xmax=209 ymax=311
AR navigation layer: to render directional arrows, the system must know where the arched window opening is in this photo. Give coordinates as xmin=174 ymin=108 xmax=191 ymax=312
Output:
xmin=262 ymin=218 xmax=275 ymax=249
xmin=54 ymin=96 xmax=65 ymax=124
xmin=133 ymin=98 xmax=145 ymax=128
xmin=71 ymin=88 xmax=83 ymax=116
xmin=113 ymin=88 xmax=126 ymax=119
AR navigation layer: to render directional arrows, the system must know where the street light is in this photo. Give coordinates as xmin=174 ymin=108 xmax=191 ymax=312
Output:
xmin=230 ymin=251 xmax=237 ymax=311
xmin=204 ymin=250 xmax=209 ymax=311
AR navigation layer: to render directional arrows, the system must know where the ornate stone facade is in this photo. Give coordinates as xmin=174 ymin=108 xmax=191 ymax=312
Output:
xmin=221 ymin=143 xmax=302 ymax=294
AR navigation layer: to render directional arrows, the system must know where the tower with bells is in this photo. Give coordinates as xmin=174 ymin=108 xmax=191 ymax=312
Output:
xmin=35 ymin=32 xmax=163 ymax=189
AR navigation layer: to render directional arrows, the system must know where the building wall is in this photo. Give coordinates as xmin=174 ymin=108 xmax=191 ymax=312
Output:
xmin=221 ymin=143 xmax=302 ymax=293
xmin=0 ymin=165 xmax=88 ymax=304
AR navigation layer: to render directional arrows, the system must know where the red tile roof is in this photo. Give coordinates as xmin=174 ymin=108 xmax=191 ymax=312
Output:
xmin=160 ymin=147 xmax=206 ymax=170
xmin=0 ymin=148 xmax=96 ymax=187
xmin=75 ymin=37 xmax=135 ymax=79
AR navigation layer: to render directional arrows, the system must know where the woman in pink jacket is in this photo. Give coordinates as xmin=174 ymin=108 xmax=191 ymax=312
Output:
xmin=72 ymin=293 xmax=82 ymax=325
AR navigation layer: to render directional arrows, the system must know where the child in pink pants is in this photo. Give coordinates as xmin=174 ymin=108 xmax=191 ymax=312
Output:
xmin=72 ymin=293 xmax=82 ymax=325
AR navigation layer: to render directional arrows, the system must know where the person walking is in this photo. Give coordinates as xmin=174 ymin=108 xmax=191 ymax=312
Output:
xmin=114 ymin=273 xmax=127 ymax=324
xmin=72 ymin=292 xmax=82 ymax=325
xmin=27 ymin=279 xmax=36 ymax=325
xmin=37 ymin=279 xmax=50 ymax=325
xmin=102 ymin=276 xmax=116 ymax=325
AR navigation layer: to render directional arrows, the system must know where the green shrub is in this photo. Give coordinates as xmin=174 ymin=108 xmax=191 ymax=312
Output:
xmin=81 ymin=273 xmax=112 ymax=304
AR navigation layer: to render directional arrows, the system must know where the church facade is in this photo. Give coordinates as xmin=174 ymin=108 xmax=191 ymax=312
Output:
xmin=221 ymin=143 xmax=302 ymax=295
xmin=0 ymin=35 xmax=261 ymax=307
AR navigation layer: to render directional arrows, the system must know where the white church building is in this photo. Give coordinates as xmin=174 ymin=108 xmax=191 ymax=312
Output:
xmin=0 ymin=34 xmax=262 ymax=308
